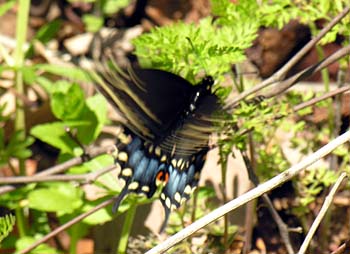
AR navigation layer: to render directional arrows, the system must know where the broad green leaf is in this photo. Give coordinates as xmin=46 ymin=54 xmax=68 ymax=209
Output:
xmin=82 ymin=201 xmax=113 ymax=225
xmin=86 ymin=94 xmax=107 ymax=129
xmin=15 ymin=236 xmax=61 ymax=254
xmin=75 ymin=106 xmax=98 ymax=144
xmin=28 ymin=183 xmax=83 ymax=214
xmin=69 ymin=154 xmax=114 ymax=174
xmin=51 ymin=82 xmax=85 ymax=120
xmin=30 ymin=122 xmax=77 ymax=154
xmin=75 ymin=93 xmax=107 ymax=143
xmin=36 ymin=64 xmax=91 ymax=83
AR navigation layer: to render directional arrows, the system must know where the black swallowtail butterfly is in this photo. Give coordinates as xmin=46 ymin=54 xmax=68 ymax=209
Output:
xmin=94 ymin=58 xmax=224 ymax=231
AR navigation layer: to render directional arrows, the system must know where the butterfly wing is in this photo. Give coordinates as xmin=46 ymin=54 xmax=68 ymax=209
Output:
xmin=112 ymin=128 xmax=170 ymax=212
xmin=95 ymin=61 xmax=198 ymax=142
xmin=158 ymin=93 xmax=222 ymax=231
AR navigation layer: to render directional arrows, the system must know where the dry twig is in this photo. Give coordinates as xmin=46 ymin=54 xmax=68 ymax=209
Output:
xmin=297 ymin=172 xmax=348 ymax=254
xmin=0 ymin=145 xmax=114 ymax=195
xmin=145 ymin=130 xmax=350 ymax=254
xmin=264 ymin=45 xmax=350 ymax=98
xmin=224 ymin=6 xmax=350 ymax=109
xmin=19 ymin=197 xmax=116 ymax=254
xmin=0 ymin=165 xmax=117 ymax=184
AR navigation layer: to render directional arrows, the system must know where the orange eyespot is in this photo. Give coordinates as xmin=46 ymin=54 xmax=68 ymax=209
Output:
xmin=156 ymin=171 xmax=169 ymax=184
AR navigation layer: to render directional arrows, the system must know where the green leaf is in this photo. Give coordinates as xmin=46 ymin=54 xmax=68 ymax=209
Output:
xmin=4 ymin=130 xmax=34 ymax=160
xmin=82 ymin=201 xmax=113 ymax=225
xmin=50 ymin=82 xmax=85 ymax=120
xmin=0 ymin=184 xmax=35 ymax=209
xmin=26 ymin=20 xmax=62 ymax=58
xmin=0 ymin=0 xmax=16 ymax=17
xmin=34 ymin=19 xmax=61 ymax=44
xmin=35 ymin=76 xmax=55 ymax=93
xmin=101 ymin=0 xmax=131 ymax=15
xmin=69 ymin=154 xmax=114 ymax=174
xmin=0 ymin=213 xmax=15 ymax=243
xmin=36 ymin=64 xmax=91 ymax=82
xmin=30 ymin=122 xmax=78 ymax=154
xmin=133 ymin=7 xmax=258 ymax=81
xmin=28 ymin=183 xmax=83 ymax=214
xmin=82 ymin=14 xmax=103 ymax=32
xmin=74 ymin=105 xmax=98 ymax=144
xmin=86 ymin=94 xmax=107 ymax=129
xmin=22 ymin=66 xmax=36 ymax=85
xmin=76 ymin=94 xmax=107 ymax=143
xmin=15 ymin=236 xmax=61 ymax=254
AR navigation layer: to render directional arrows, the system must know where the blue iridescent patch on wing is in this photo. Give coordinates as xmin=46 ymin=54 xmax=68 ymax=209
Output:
xmin=159 ymin=150 xmax=208 ymax=232
xmin=112 ymin=131 xmax=169 ymax=212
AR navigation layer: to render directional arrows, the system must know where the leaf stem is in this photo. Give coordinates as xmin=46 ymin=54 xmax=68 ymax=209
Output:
xmin=15 ymin=208 xmax=27 ymax=237
xmin=117 ymin=204 xmax=137 ymax=254
xmin=14 ymin=0 xmax=30 ymax=176
xmin=69 ymin=224 xmax=79 ymax=254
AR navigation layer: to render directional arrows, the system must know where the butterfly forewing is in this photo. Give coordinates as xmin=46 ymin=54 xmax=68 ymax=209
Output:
xmin=97 ymin=63 xmax=200 ymax=142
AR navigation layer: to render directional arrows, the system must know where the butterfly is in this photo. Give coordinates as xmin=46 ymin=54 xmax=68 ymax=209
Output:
xmin=94 ymin=57 xmax=225 ymax=231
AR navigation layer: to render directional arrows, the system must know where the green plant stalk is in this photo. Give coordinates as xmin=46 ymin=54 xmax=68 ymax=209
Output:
xmin=13 ymin=0 xmax=30 ymax=239
xmin=69 ymin=224 xmax=80 ymax=254
xmin=14 ymin=208 xmax=27 ymax=237
xmin=14 ymin=0 xmax=30 ymax=176
xmin=117 ymin=204 xmax=137 ymax=254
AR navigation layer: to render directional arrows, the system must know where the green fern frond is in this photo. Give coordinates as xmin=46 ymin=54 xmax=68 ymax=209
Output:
xmin=0 ymin=213 xmax=15 ymax=243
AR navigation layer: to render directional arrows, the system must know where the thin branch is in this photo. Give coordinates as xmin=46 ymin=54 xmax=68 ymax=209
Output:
xmin=242 ymin=151 xmax=295 ymax=254
xmin=272 ymin=6 xmax=350 ymax=81
xmin=0 ymin=145 xmax=115 ymax=195
xmin=145 ymin=130 xmax=350 ymax=254
xmin=293 ymin=86 xmax=350 ymax=112
xmin=297 ymin=172 xmax=348 ymax=254
xmin=264 ymin=45 xmax=350 ymax=98
xmin=37 ymin=146 xmax=115 ymax=176
xmin=19 ymin=197 xmax=117 ymax=254
xmin=0 ymin=165 xmax=117 ymax=184
xmin=234 ymin=86 xmax=350 ymax=138
xmin=330 ymin=240 xmax=350 ymax=254
xmin=224 ymin=6 xmax=350 ymax=109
